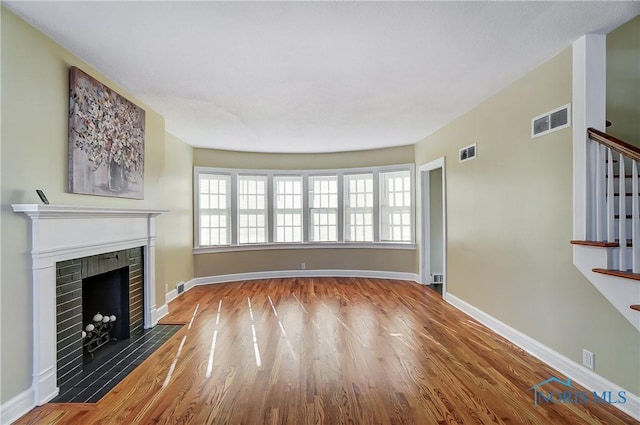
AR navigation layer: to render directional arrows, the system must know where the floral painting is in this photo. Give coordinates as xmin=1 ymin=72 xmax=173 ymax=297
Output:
xmin=68 ymin=67 xmax=145 ymax=199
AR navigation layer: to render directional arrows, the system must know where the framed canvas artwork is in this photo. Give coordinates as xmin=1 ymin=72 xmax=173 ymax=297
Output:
xmin=68 ymin=66 xmax=145 ymax=199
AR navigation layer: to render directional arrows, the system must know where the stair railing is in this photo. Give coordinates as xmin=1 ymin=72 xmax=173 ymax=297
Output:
xmin=587 ymin=128 xmax=640 ymax=272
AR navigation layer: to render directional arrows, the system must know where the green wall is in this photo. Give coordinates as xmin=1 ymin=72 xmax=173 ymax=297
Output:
xmin=193 ymin=146 xmax=417 ymax=277
xmin=0 ymin=9 xmax=193 ymax=404
xmin=607 ymin=14 xmax=640 ymax=146
xmin=415 ymin=47 xmax=640 ymax=395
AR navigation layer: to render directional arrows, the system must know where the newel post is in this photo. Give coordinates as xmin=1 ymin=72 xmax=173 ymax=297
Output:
xmin=572 ymin=34 xmax=607 ymax=241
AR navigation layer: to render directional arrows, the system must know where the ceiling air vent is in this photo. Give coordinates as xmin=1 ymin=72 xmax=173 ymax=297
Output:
xmin=459 ymin=143 xmax=477 ymax=163
xmin=531 ymin=103 xmax=571 ymax=138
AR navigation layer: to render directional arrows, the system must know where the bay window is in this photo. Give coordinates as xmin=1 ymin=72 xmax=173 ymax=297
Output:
xmin=194 ymin=164 xmax=414 ymax=250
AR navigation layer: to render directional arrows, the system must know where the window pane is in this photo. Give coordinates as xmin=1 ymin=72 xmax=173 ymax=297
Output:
xmin=309 ymin=175 xmax=338 ymax=242
xmin=200 ymin=179 xmax=209 ymax=193
xmin=344 ymin=174 xmax=373 ymax=242
xmin=200 ymin=229 xmax=210 ymax=246
xmin=198 ymin=174 xmax=230 ymax=246
xmin=200 ymin=194 xmax=209 ymax=209
xmin=274 ymin=176 xmax=303 ymax=243
xmin=238 ymin=175 xmax=268 ymax=244
xmin=380 ymin=170 xmax=412 ymax=242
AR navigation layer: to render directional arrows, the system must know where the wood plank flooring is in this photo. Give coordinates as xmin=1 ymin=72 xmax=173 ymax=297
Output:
xmin=14 ymin=278 xmax=638 ymax=424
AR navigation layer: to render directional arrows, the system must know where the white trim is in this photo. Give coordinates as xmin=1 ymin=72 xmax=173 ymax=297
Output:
xmin=195 ymin=163 xmax=415 ymax=177
xmin=165 ymin=278 xmax=199 ymax=301
xmin=419 ymin=169 xmax=430 ymax=284
xmin=0 ymin=388 xmax=35 ymax=425
xmin=11 ymin=204 xmax=166 ymax=218
xmin=166 ymin=288 xmax=179 ymax=303
xmin=572 ymin=245 xmax=640 ymax=332
xmin=418 ymin=157 xmax=447 ymax=294
xmin=193 ymin=242 xmax=416 ymax=254
xmin=152 ymin=304 xmax=168 ymax=326
xmin=184 ymin=278 xmax=197 ymax=292
xmin=445 ymin=293 xmax=640 ymax=421
xmin=192 ymin=270 xmax=419 ymax=286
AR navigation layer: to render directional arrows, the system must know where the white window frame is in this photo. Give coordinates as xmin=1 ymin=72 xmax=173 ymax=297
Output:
xmin=380 ymin=169 xmax=413 ymax=242
xmin=309 ymin=174 xmax=339 ymax=243
xmin=193 ymin=164 xmax=415 ymax=253
xmin=273 ymin=175 xmax=304 ymax=243
xmin=344 ymin=173 xmax=375 ymax=242
xmin=237 ymin=174 xmax=269 ymax=244
xmin=196 ymin=170 xmax=233 ymax=247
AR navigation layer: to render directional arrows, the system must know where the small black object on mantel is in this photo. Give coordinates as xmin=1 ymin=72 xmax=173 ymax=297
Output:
xmin=36 ymin=189 xmax=49 ymax=205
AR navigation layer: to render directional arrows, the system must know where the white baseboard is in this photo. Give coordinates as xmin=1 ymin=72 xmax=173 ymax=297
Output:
xmin=165 ymin=288 xmax=178 ymax=303
xmin=152 ymin=304 xmax=169 ymax=326
xmin=165 ymin=278 xmax=199 ymax=306
xmin=1 ymin=387 xmax=34 ymax=425
xmin=184 ymin=278 xmax=197 ymax=292
xmin=191 ymin=269 xmax=419 ymax=287
xmin=445 ymin=293 xmax=640 ymax=421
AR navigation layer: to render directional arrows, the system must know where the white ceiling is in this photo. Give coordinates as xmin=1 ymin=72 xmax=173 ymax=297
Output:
xmin=5 ymin=2 xmax=640 ymax=153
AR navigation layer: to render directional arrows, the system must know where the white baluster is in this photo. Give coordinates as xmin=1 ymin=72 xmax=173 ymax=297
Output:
xmin=607 ymin=148 xmax=615 ymax=242
xmin=618 ymin=154 xmax=627 ymax=271
xmin=633 ymin=161 xmax=640 ymax=273
xmin=595 ymin=144 xmax=605 ymax=240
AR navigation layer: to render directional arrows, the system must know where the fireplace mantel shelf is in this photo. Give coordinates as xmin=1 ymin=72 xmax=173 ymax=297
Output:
xmin=12 ymin=204 xmax=168 ymax=218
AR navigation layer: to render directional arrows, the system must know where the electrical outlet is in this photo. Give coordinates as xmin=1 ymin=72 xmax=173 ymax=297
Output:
xmin=582 ymin=349 xmax=595 ymax=370
xmin=165 ymin=283 xmax=168 ymax=292
xmin=301 ymin=262 xmax=306 ymax=270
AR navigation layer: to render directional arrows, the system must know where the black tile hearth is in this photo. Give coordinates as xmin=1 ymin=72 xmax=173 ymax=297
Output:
xmin=51 ymin=324 xmax=182 ymax=403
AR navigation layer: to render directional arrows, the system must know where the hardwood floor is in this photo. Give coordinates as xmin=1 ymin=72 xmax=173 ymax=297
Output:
xmin=15 ymin=278 xmax=638 ymax=424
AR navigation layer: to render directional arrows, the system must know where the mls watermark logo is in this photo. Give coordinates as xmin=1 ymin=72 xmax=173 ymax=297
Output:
xmin=529 ymin=376 xmax=627 ymax=406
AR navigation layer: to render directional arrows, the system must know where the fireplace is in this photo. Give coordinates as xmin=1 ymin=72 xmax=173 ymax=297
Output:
xmin=55 ymin=248 xmax=144 ymax=388
xmin=12 ymin=204 xmax=166 ymax=406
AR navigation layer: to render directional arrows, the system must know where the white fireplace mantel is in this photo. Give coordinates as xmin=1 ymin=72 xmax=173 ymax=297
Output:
xmin=12 ymin=204 xmax=167 ymax=406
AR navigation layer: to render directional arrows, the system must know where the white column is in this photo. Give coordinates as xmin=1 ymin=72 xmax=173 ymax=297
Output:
xmin=31 ymin=260 xmax=59 ymax=405
xmin=572 ymin=34 xmax=606 ymax=241
xmin=145 ymin=215 xmax=158 ymax=328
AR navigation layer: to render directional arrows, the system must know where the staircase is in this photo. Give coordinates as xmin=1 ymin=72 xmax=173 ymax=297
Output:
xmin=572 ymin=127 xmax=640 ymax=332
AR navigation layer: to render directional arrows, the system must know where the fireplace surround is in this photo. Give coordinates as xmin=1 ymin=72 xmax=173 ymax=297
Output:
xmin=56 ymin=247 xmax=144 ymax=388
xmin=12 ymin=204 xmax=166 ymax=405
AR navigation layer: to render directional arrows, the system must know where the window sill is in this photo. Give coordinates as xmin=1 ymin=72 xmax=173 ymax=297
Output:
xmin=193 ymin=242 xmax=416 ymax=254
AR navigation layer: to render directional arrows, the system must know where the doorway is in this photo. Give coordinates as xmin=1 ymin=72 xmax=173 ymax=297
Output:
xmin=419 ymin=157 xmax=446 ymax=295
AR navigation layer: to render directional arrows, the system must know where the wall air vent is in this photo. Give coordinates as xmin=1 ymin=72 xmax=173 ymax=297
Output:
xmin=459 ymin=143 xmax=477 ymax=163
xmin=531 ymin=103 xmax=571 ymax=138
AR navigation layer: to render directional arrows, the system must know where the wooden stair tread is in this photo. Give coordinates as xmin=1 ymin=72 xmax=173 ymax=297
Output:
xmin=571 ymin=240 xmax=632 ymax=247
xmin=570 ymin=240 xmax=618 ymax=247
xmin=631 ymin=305 xmax=640 ymax=312
xmin=592 ymin=268 xmax=640 ymax=281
